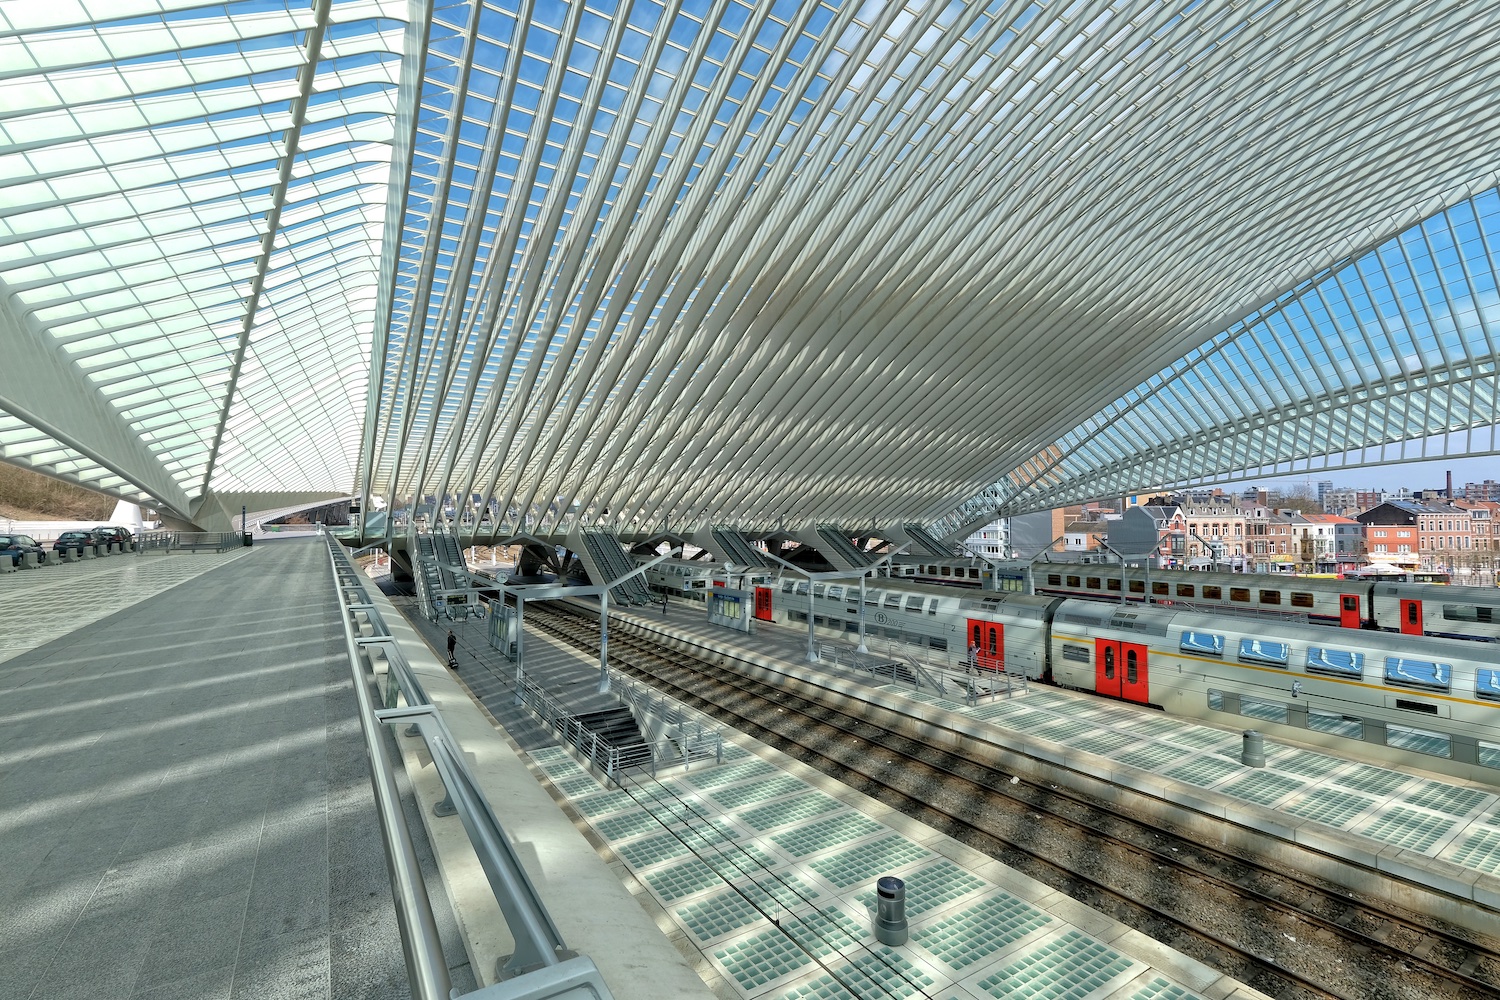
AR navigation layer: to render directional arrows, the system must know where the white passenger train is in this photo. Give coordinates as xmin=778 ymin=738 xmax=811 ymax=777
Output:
xmin=1028 ymin=564 xmax=1500 ymax=642
xmin=639 ymin=557 xmax=773 ymax=601
xmin=755 ymin=575 xmax=1500 ymax=783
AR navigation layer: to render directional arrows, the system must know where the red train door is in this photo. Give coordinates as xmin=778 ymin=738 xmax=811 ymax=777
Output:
xmin=967 ymin=618 xmax=1003 ymax=671
xmin=1095 ymin=639 xmax=1121 ymax=698
xmin=1339 ymin=593 xmax=1361 ymax=629
xmin=1096 ymin=639 xmax=1149 ymax=704
xmin=753 ymin=587 xmax=773 ymax=621
xmin=1121 ymin=642 xmax=1149 ymax=705
xmin=1399 ymin=598 xmax=1423 ymax=635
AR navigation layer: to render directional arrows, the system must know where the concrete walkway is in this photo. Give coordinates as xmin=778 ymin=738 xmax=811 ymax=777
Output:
xmin=0 ymin=537 xmax=473 ymax=1000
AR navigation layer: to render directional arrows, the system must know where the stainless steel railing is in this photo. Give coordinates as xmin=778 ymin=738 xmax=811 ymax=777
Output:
xmin=326 ymin=537 xmax=614 ymax=998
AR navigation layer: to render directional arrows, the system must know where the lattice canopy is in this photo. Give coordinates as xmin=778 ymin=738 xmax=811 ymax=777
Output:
xmin=2 ymin=0 xmax=1498 ymax=533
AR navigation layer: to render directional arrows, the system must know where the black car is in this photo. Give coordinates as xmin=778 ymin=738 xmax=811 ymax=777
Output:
xmin=92 ymin=526 xmax=133 ymax=549
xmin=52 ymin=530 xmax=93 ymax=556
xmin=0 ymin=533 xmax=47 ymax=567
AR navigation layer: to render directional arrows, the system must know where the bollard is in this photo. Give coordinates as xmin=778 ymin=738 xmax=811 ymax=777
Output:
xmin=873 ymin=876 xmax=907 ymax=946
xmin=1242 ymin=730 xmax=1265 ymax=768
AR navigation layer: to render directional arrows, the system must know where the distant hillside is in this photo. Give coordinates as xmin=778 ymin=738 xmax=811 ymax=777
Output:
xmin=0 ymin=463 xmax=115 ymax=521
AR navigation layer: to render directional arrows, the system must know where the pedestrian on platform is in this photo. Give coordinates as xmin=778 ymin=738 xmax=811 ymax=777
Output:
xmin=967 ymin=641 xmax=979 ymax=675
xmin=446 ymin=629 xmax=456 ymax=665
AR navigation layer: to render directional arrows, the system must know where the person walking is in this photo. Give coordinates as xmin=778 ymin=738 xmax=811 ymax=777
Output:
xmin=967 ymin=640 xmax=979 ymax=675
xmin=446 ymin=629 xmax=457 ymax=665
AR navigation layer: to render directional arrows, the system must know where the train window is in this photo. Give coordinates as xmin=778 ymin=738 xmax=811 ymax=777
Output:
xmin=1384 ymin=656 xmax=1451 ymax=691
xmin=1342 ymin=596 xmax=1358 ymax=611
xmin=1258 ymin=590 xmax=1281 ymax=605
xmin=812 ymin=584 xmax=826 ymax=597
xmin=782 ymin=580 xmax=795 ymax=592
xmin=1176 ymin=584 xmax=1195 ymax=597
xmin=1202 ymin=586 xmax=1222 ymax=599
xmin=1207 ymin=689 xmax=1224 ymax=711
xmin=1152 ymin=582 xmax=1169 ymax=595
xmin=1480 ymin=742 xmax=1500 ymax=769
xmin=1180 ymin=631 xmax=1224 ymax=654
xmin=1047 ymin=574 xmax=1062 ymax=586
xmin=1066 ymin=575 xmax=1081 ymax=587
xmin=928 ymin=599 xmax=939 ymax=615
xmin=1126 ymin=650 xmax=1137 ymax=684
xmin=795 ymin=582 xmax=809 ymax=595
xmin=883 ymin=594 xmax=901 ymax=609
xmin=1239 ymin=696 xmax=1288 ymax=724
xmin=1442 ymin=604 xmax=1497 ymax=623
xmin=1237 ymin=639 xmax=1288 ymax=666
xmin=1086 ymin=577 xmax=1101 ymax=589
xmin=827 ymin=586 xmax=844 ymax=600
xmin=929 ymin=636 xmax=948 ymax=651
xmin=1290 ymin=592 xmax=1315 ymax=609
xmin=1306 ymin=647 xmax=1363 ymax=677
xmin=970 ymin=568 xmax=980 ymax=579
xmin=905 ymin=596 xmax=923 ymax=610
xmin=1477 ymin=669 xmax=1500 ymax=701
xmin=1394 ymin=699 xmax=1438 ymax=716
xmin=1407 ymin=603 xmax=1419 ymax=625
xmin=1106 ymin=578 xmax=1121 ymax=591
xmin=1103 ymin=646 xmax=1115 ymax=679
xmin=1129 ymin=580 xmax=1145 ymax=593
xmin=1230 ymin=588 xmax=1251 ymax=602
xmin=1061 ymin=644 xmax=1090 ymax=663
xmin=1308 ymin=710 xmax=1364 ymax=739
xmin=1385 ymin=724 xmax=1451 ymax=759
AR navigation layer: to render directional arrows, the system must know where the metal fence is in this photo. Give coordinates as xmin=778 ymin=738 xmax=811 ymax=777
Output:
xmin=511 ymin=667 xmax=722 ymax=787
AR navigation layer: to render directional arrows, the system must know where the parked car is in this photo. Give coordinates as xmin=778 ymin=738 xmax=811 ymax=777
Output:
xmin=91 ymin=526 xmax=133 ymax=549
xmin=0 ymin=533 xmax=47 ymax=567
xmin=52 ymin=530 xmax=93 ymax=556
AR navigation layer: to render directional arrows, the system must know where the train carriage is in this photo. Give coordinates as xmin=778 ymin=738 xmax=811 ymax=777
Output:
xmin=1370 ymin=581 xmax=1500 ymax=642
xmin=1048 ymin=600 xmax=1500 ymax=782
xmin=1033 ymin=566 xmax=1367 ymax=628
xmin=761 ymin=575 xmax=1059 ymax=678
xmin=751 ymin=571 xmax=1500 ymax=783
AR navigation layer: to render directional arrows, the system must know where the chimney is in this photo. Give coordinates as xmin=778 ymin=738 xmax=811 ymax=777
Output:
xmin=1447 ymin=470 xmax=1453 ymax=499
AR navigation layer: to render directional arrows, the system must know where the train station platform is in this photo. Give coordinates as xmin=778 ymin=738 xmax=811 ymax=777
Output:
xmin=587 ymin=599 xmax=1500 ymax=935
xmin=385 ymin=582 xmax=1268 ymax=1000
xmin=0 ymin=537 xmax=476 ymax=1000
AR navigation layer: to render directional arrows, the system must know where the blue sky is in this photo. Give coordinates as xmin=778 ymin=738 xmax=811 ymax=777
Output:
xmin=1240 ymin=454 xmax=1498 ymax=495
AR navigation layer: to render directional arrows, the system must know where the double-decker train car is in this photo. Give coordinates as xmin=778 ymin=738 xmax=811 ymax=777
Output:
xmin=887 ymin=556 xmax=1031 ymax=592
xmin=1047 ymin=601 xmax=1500 ymax=782
xmin=754 ymin=574 xmax=1500 ymax=782
xmin=1030 ymin=565 xmax=1500 ymax=642
xmin=764 ymin=575 xmax=1060 ymax=678
xmin=640 ymin=557 xmax=773 ymax=601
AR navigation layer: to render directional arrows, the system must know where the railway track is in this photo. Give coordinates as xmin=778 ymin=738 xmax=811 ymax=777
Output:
xmin=528 ymin=603 xmax=1500 ymax=1000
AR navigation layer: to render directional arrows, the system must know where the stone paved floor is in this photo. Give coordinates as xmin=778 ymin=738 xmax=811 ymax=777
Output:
xmin=0 ymin=537 xmax=474 ymax=1000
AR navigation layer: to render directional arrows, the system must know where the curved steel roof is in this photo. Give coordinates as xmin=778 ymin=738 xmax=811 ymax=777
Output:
xmin=2 ymin=0 xmax=1500 ymax=534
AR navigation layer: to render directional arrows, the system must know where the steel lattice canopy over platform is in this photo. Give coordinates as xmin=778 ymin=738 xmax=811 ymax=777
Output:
xmin=2 ymin=0 xmax=1500 ymax=535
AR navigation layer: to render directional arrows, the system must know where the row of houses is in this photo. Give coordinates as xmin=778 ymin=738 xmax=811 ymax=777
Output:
xmin=1058 ymin=497 xmax=1500 ymax=582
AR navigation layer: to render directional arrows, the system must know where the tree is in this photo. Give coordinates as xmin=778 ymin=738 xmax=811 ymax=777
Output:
xmin=1271 ymin=482 xmax=1324 ymax=514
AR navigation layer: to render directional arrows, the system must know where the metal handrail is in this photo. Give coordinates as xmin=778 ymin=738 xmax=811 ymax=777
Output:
xmin=325 ymin=537 xmax=612 ymax=997
xmin=328 ymin=544 xmax=450 ymax=1000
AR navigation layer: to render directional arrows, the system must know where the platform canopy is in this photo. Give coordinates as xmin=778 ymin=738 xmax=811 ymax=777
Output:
xmin=3 ymin=0 xmax=1500 ymax=533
